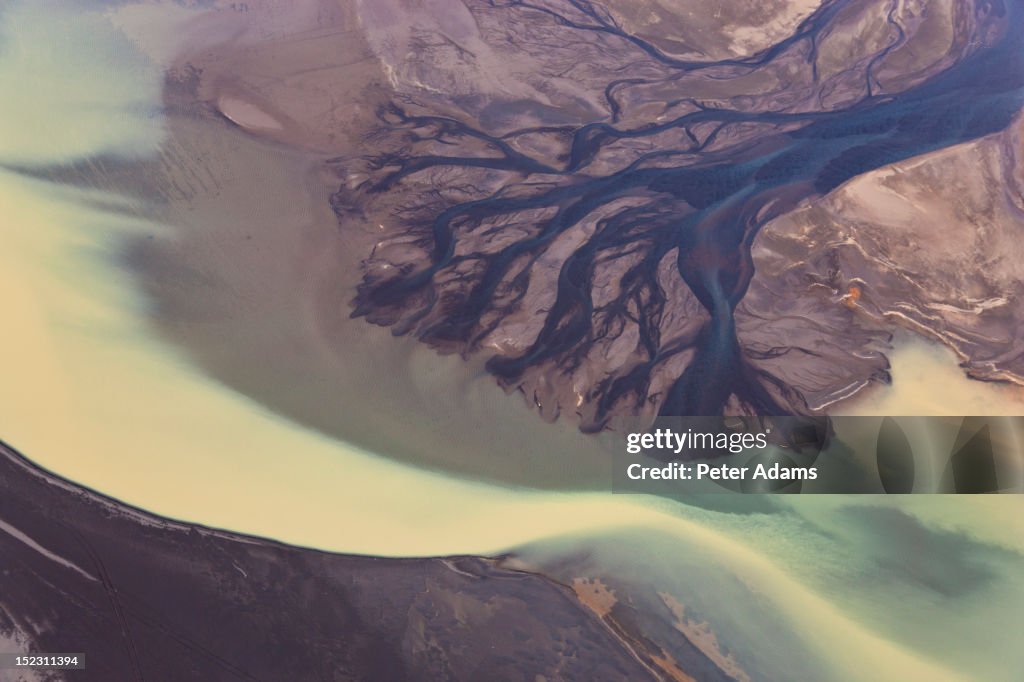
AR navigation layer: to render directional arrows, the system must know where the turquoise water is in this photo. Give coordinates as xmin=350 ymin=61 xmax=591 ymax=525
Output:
xmin=1 ymin=2 xmax=1021 ymax=680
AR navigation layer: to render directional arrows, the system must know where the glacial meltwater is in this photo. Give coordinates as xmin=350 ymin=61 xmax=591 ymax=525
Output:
xmin=1 ymin=2 xmax=1022 ymax=680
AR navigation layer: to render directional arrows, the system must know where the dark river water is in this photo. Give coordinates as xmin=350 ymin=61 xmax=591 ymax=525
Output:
xmin=353 ymin=0 xmax=1024 ymax=419
xmin=1 ymin=2 xmax=1023 ymax=680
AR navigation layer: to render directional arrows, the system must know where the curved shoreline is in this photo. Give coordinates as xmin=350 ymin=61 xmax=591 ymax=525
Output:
xmin=0 ymin=438 xmax=665 ymax=681
xmin=1 ymin=2 xmax=1023 ymax=680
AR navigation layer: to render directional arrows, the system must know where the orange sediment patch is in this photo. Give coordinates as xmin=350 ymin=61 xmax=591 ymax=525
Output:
xmin=571 ymin=577 xmax=617 ymax=617
xmin=843 ymin=284 xmax=862 ymax=308
xmin=570 ymin=577 xmax=697 ymax=682
xmin=658 ymin=591 xmax=752 ymax=682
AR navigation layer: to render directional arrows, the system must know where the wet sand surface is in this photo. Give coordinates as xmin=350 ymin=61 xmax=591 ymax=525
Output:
xmin=125 ymin=111 xmax=619 ymax=488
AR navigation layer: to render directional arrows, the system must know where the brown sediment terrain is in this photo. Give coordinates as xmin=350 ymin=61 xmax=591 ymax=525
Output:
xmin=658 ymin=592 xmax=752 ymax=682
xmin=601 ymin=0 xmax=822 ymax=62
xmin=0 ymin=440 xmax=661 ymax=681
xmin=136 ymin=0 xmax=1024 ymax=433
xmin=217 ymin=95 xmax=284 ymax=132
xmin=97 ymin=0 xmax=1024 ymax=448
xmin=155 ymin=0 xmax=387 ymax=153
xmin=748 ymin=111 xmax=1024 ymax=396
xmin=89 ymin=0 xmax=618 ymax=488
xmin=568 ymin=577 xmax=742 ymax=682
xmin=4 ymin=4 xmax=1023 ymax=680
xmin=317 ymin=0 xmax=1021 ymax=422
xmin=534 ymin=570 xmax=746 ymax=682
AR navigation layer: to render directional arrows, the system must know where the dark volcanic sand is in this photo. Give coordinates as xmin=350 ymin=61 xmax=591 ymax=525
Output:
xmin=0 ymin=439 xmax=663 ymax=682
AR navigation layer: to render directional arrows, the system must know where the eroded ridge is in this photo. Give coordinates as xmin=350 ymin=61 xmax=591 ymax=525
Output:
xmin=335 ymin=0 xmax=1022 ymax=427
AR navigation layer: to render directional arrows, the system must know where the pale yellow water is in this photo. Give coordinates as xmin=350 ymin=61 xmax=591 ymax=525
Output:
xmin=0 ymin=3 xmax=1021 ymax=680
xmin=847 ymin=338 xmax=1024 ymax=416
